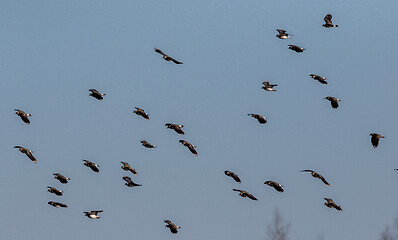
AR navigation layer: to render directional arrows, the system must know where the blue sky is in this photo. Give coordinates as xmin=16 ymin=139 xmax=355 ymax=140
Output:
xmin=1 ymin=0 xmax=397 ymax=239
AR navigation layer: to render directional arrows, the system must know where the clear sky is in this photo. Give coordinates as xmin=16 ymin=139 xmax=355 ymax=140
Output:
xmin=0 ymin=0 xmax=397 ymax=239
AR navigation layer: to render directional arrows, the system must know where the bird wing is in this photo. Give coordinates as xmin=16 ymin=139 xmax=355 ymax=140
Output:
xmin=331 ymin=100 xmax=339 ymax=109
xmin=188 ymin=144 xmax=198 ymax=155
xmin=20 ymin=114 xmax=30 ymax=124
xmin=371 ymin=135 xmax=380 ymax=148
xmin=233 ymin=189 xmax=243 ymax=193
xmin=277 ymin=29 xmax=286 ymax=34
xmin=174 ymin=126 xmax=185 ymax=135
xmin=324 ymin=14 xmax=333 ymax=24
xmin=232 ymin=173 xmax=241 ymax=183
xmin=247 ymin=193 xmax=258 ymax=201
xmin=154 ymin=48 xmax=166 ymax=56
xmin=123 ymin=176 xmax=133 ymax=183
xmin=170 ymin=57 xmax=183 ymax=64
xmin=301 ymin=170 xmax=313 ymax=173
xmin=26 ymin=151 xmax=37 ymax=162
xmin=320 ymin=176 xmax=330 ymax=186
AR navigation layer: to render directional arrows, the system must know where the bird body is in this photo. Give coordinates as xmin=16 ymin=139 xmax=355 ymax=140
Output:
xmin=89 ymin=89 xmax=106 ymax=100
xmin=53 ymin=173 xmax=70 ymax=184
xmin=83 ymin=160 xmax=100 ymax=172
xmin=324 ymin=198 xmax=342 ymax=211
xmin=248 ymin=114 xmax=267 ymax=124
xmin=48 ymin=201 xmax=68 ymax=208
xmin=179 ymin=140 xmax=198 ymax=155
xmin=310 ymin=74 xmax=327 ymax=84
xmin=264 ymin=181 xmax=284 ymax=192
xmin=164 ymin=220 xmax=181 ymax=234
xmin=84 ymin=210 xmax=103 ymax=219
xmin=324 ymin=96 xmax=341 ymax=109
xmin=288 ymin=45 xmax=305 ymax=53
xmin=262 ymin=81 xmax=277 ymax=91
xmin=122 ymin=176 xmax=142 ymax=187
xmin=233 ymin=189 xmax=258 ymax=200
xmin=14 ymin=146 xmax=37 ymax=163
xmin=165 ymin=123 xmax=185 ymax=135
xmin=301 ymin=170 xmax=330 ymax=186
xmin=133 ymin=107 xmax=149 ymax=120
xmin=121 ymin=162 xmax=138 ymax=175
xmin=154 ymin=48 xmax=183 ymax=64
xmin=15 ymin=109 xmax=31 ymax=124
xmin=224 ymin=171 xmax=241 ymax=183
xmin=47 ymin=187 xmax=63 ymax=196
xmin=370 ymin=133 xmax=384 ymax=148
xmin=276 ymin=29 xmax=293 ymax=39
xmin=141 ymin=140 xmax=156 ymax=148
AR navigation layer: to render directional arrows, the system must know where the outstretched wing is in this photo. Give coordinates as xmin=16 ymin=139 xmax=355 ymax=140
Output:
xmin=26 ymin=150 xmax=37 ymax=163
xmin=277 ymin=29 xmax=286 ymax=34
xmin=171 ymin=58 xmax=183 ymax=64
xmin=123 ymin=176 xmax=133 ymax=184
xmin=324 ymin=14 xmax=333 ymax=24
xmin=188 ymin=144 xmax=198 ymax=155
xmin=154 ymin=48 xmax=166 ymax=56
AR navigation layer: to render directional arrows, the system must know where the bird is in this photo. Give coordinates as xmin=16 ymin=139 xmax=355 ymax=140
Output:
xmin=276 ymin=29 xmax=293 ymax=39
xmin=262 ymin=81 xmax=277 ymax=91
xmin=122 ymin=176 xmax=142 ymax=187
xmin=14 ymin=146 xmax=37 ymax=163
xmin=324 ymin=97 xmax=341 ymax=109
xmin=370 ymin=133 xmax=384 ymax=148
xmin=264 ymin=181 xmax=284 ymax=192
xmin=165 ymin=123 xmax=185 ymax=135
xmin=324 ymin=198 xmax=342 ymax=211
xmin=121 ymin=161 xmax=138 ymax=175
xmin=164 ymin=220 xmax=181 ymax=234
xmin=89 ymin=89 xmax=106 ymax=100
xmin=133 ymin=107 xmax=149 ymax=120
xmin=310 ymin=74 xmax=327 ymax=84
xmin=323 ymin=14 xmax=339 ymax=28
xmin=301 ymin=170 xmax=330 ymax=186
xmin=47 ymin=187 xmax=63 ymax=196
xmin=179 ymin=140 xmax=198 ymax=155
xmin=53 ymin=173 xmax=70 ymax=184
xmin=224 ymin=171 xmax=241 ymax=183
xmin=141 ymin=140 xmax=156 ymax=148
xmin=48 ymin=201 xmax=68 ymax=208
xmin=233 ymin=189 xmax=258 ymax=201
xmin=248 ymin=114 xmax=267 ymax=124
xmin=84 ymin=210 xmax=103 ymax=219
xmin=14 ymin=109 xmax=31 ymax=124
xmin=154 ymin=48 xmax=183 ymax=64
xmin=83 ymin=160 xmax=100 ymax=172
xmin=288 ymin=45 xmax=305 ymax=53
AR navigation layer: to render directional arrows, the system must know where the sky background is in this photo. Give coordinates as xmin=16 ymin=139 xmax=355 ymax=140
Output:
xmin=0 ymin=0 xmax=397 ymax=239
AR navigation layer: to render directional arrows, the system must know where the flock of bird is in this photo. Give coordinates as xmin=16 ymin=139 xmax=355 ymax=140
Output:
xmin=12 ymin=13 xmax=387 ymax=235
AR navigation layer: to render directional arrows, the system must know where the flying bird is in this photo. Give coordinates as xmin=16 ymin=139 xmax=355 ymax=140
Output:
xmin=301 ymin=170 xmax=330 ymax=186
xmin=154 ymin=48 xmax=183 ymax=64
xmin=323 ymin=14 xmax=339 ymax=28
xmin=84 ymin=210 xmax=103 ymax=219
xmin=83 ymin=160 xmax=100 ymax=172
xmin=14 ymin=146 xmax=37 ymax=163
xmin=48 ymin=201 xmax=68 ymax=208
xmin=133 ymin=107 xmax=149 ymax=120
xmin=232 ymin=189 xmax=258 ymax=201
xmin=164 ymin=220 xmax=181 ymax=234
xmin=165 ymin=123 xmax=185 ymax=135
xmin=288 ymin=45 xmax=305 ymax=53
xmin=14 ymin=109 xmax=31 ymax=124
xmin=262 ymin=81 xmax=277 ymax=91
xmin=248 ymin=114 xmax=267 ymax=124
xmin=324 ymin=96 xmax=341 ymax=109
xmin=310 ymin=74 xmax=327 ymax=84
xmin=370 ymin=133 xmax=384 ymax=148
xmin=47 ymin=187 xmax=63 ymax=196
xmin=53 ymin=173 xmax=70 ymax=184
xmin=324 ymin=198 xmax=342 ymax=211
xmin=264 ymin=181 xmax=284 ymax=192
xmin=224 ymin=171 xmax=241 ymax=183
xmin=276 ymin=29 xmax=293 ymax=39
xmin=121 ymin=161 xmax=138 ymax=175
xmin=122 ymin=176 xmax=142 ymax=187
xmin=89 ymin=89 xmax=106 ymax=100
xmin=179 ymin=140 xmax=198 ymax=155
xmin=141 ymin=140 xmax=156 ymax=148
